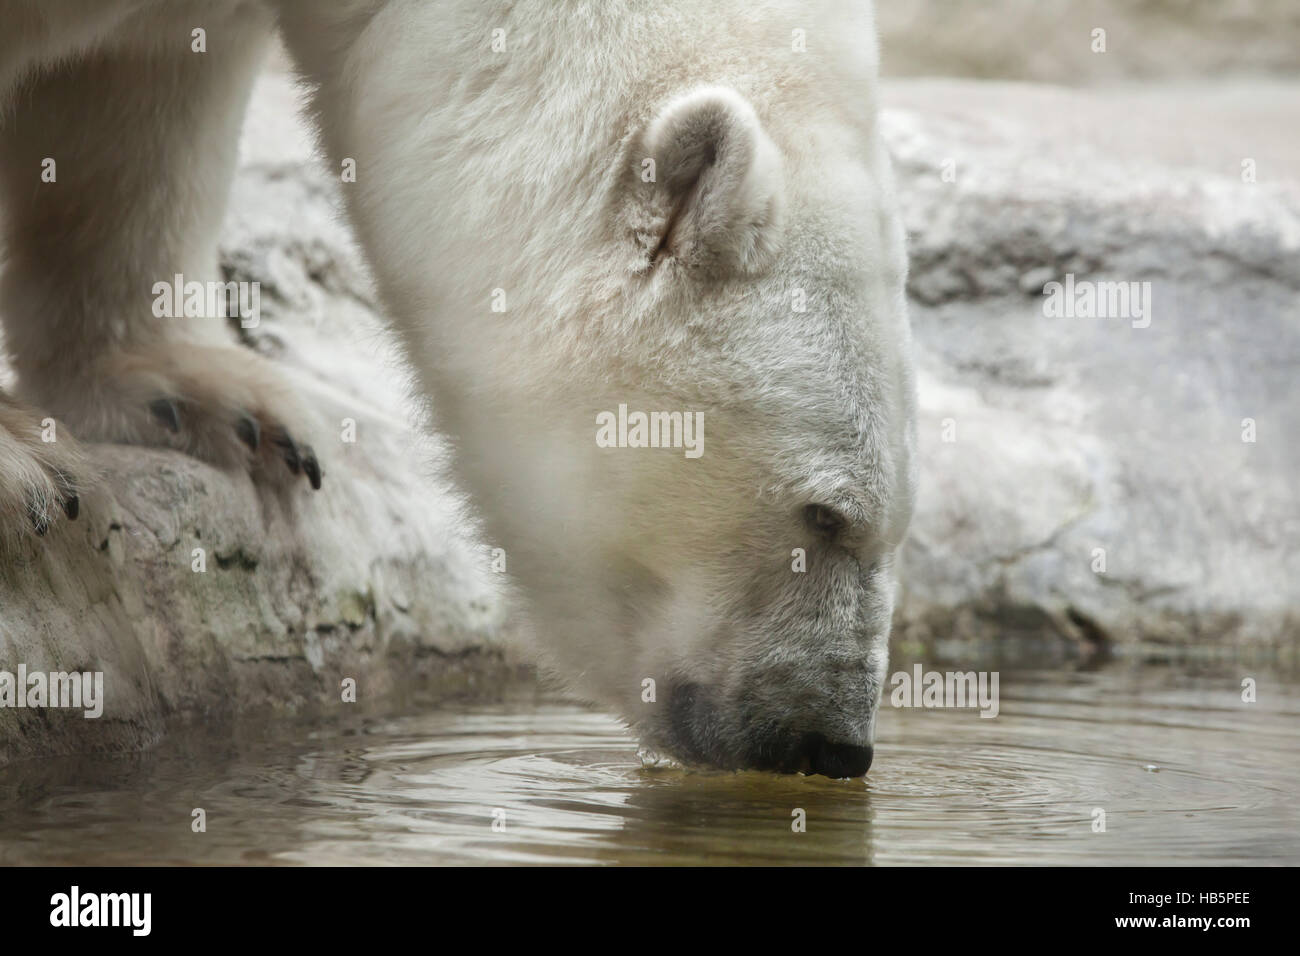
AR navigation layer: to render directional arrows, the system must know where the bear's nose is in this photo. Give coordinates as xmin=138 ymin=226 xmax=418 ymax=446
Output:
xmin=804 ymin=734 xmax=873 ymax=778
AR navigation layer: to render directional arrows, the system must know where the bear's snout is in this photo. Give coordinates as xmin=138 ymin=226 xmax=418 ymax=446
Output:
xmin=804 ymin=734 xmax=874 ymax=779
xmin=664 ymin=682 xmax=875 ymax=778
xmin=742 ymin=729 xmax=874 ymax=779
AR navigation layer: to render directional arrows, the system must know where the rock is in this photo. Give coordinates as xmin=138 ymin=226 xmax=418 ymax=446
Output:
xmin=877 ymin=0 xmax=1300 ymax=85
xmin=883 ymin=79 xmax=1300 ymax=654
xmin=0 ymin=72 xmax=511 ymax=766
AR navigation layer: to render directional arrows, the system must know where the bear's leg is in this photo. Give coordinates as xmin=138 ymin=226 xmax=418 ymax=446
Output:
xmin=0 ymin=7 xmax=319 ymax=540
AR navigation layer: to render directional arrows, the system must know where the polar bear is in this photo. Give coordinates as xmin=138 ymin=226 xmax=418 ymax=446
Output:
xmin=0 ymin=0 xmax=916 ymax=777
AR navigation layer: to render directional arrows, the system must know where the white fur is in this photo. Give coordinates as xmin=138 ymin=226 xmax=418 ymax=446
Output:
xmin=1 ymin=0 xmax=916 ymax=773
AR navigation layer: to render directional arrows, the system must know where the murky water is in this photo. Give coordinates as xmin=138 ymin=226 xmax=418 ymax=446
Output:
xmin=1 ymin=661 xmax=1297 ymax=865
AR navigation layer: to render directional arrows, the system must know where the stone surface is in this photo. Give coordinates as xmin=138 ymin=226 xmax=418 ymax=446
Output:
xmin=877 ymin=0 xmax=1300 ymax=85
xmin=884 ymin=79 xmax=1300 ymax=654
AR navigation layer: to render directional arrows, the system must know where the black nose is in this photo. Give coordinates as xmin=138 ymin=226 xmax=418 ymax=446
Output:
xmin=805 ymin=735 xmax=873 ymax=778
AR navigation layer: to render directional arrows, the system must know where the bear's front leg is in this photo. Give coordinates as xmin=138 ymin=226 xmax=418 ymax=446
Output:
xmin=0 ymin=5 xmax=318 ymax=541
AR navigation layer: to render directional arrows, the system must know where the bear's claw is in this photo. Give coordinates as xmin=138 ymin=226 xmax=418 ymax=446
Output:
xmin=268 ymin=427 xmax=321 ymax=489
xmin=235 ymin=413 xmax=260 ymax=452
xmin=149 ymin=398 xmax=182 ymax=433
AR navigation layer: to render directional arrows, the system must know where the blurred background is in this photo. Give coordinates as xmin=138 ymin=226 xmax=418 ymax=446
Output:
xmin=870 ymin=0 xmax=1300 ymax=662
xmin=878 ymin=0 xmax=1300 ymax=82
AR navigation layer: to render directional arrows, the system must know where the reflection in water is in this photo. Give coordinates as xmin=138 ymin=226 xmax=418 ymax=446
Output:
xmin=0 ymin=663 xmax=1296 ymax=865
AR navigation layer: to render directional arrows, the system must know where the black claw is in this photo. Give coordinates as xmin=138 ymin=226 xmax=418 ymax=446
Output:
xmin=301 ymin=448 xmax=322 ymax=490
xmin=272 ymin=431 xmax=301 ymax=475
xmin=149 ymin=398 xmax=181 ymax=433
xmin=53 ymin=471 xmax=79 ymax=521
xmin=236 ymin=414 xmax=261 ymax=452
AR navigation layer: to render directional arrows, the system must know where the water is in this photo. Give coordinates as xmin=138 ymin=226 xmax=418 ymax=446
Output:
xmin=1 ymin=662 xmax=1297 ymax=865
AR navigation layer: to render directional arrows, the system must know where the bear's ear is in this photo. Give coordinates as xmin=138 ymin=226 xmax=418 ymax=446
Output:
xmin=637 ymin=86 xmax=785 ymax=274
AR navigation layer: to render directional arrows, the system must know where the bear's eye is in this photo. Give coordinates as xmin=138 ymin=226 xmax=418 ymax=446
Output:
xmin=802 ymin=504 xmax=846 ymax=538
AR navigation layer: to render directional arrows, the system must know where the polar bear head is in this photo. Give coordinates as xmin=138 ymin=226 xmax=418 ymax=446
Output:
xmin=343 ymin=3 xmax=914 ymax=777
xmin=453 ymin=86 xmax=911 ymax=777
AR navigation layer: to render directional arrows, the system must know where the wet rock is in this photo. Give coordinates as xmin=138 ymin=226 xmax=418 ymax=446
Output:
xmin=884 ymin=79 xmax=1300 ymax=653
